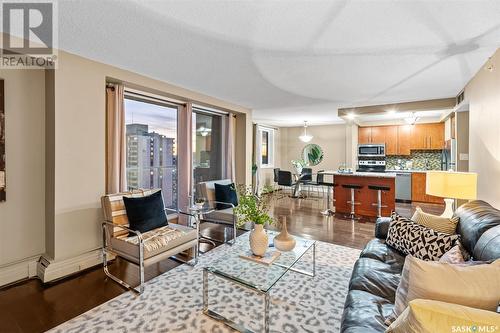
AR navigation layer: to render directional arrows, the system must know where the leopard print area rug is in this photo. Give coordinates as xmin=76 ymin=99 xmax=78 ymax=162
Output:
xmin=49 ymin=233 xmax=361 ymax=333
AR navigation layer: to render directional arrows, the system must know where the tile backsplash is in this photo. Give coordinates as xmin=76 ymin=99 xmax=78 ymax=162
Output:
xmin=386 ymin=150 xmax=442 ymax=170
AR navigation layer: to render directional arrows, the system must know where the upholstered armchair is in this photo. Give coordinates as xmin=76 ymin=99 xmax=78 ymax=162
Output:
xmin=101 ymin=189 xmax=198 ymax=293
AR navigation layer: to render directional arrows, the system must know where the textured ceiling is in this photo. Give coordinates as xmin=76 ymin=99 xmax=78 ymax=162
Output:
xmin=57 ymin=0 xmax=500 ymax=126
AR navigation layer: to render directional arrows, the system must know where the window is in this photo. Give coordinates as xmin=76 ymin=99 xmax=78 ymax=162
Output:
xmin=192 ymin=109 xmax=224 ymax=184
xmin=259 ymin=127 xmax=275 ymax=168
xmin=125 ymin=96 xmax=179 ymax=209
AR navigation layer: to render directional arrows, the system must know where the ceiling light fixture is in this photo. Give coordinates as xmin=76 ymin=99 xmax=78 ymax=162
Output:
xmin=346 ymin=112 xmax=356 ymax=120
xmin=299 ymin=121 xmax=313 ymax=142
xmin=405 ymin=112 xmax=419 ymax=125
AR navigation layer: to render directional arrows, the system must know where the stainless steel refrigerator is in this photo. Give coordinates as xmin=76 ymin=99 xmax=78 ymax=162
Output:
xmin=441 ymin=139 xmax=456 ymax=171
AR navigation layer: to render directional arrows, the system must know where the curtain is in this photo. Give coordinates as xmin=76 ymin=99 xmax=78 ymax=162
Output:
xmin=224 ymin=113 xmax=236 ymax=181
xmin=177 ymin=102 xmax=193 ymax=225
xmin=252 ymin=123 xmax=260 ymax=194
xmin=106 ymin=84 xmax=127 ymax=194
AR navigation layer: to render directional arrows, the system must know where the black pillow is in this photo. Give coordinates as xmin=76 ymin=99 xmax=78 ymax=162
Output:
xmin=214 ymin=183 xmax=238 ymax=210
xmin=123 ymin=190 xmax=167 ymax=235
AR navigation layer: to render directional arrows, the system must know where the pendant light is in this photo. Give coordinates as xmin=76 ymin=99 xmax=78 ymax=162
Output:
xmin=299 ymin=121 xmax=313 ymax=142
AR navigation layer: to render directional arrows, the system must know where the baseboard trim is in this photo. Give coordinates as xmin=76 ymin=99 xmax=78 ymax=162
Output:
xmin=0 ymin=255 xmax=40 ymax=287
xmin=38 ymin=248 xmax=114 ymax=283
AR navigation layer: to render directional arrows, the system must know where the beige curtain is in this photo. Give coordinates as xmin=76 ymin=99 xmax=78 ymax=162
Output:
xmin=224 ymin=113 xmax=236 ymax=181
xmin=177 ymin=102 xmax=193 ymax=225
xmin=106 ymin=84 xmax=127 ymax=194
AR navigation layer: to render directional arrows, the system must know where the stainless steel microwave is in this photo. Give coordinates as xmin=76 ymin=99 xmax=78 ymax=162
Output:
xmin=358 ymin=144 xmax=385 ymax=157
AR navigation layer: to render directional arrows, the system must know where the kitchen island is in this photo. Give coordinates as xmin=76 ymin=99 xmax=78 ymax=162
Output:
xmin=323 ymin=171 xmax=396 ymax=218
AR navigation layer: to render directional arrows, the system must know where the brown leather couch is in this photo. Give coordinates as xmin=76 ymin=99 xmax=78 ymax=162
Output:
xmin=340 ymin=200 xmax=500 ymax=332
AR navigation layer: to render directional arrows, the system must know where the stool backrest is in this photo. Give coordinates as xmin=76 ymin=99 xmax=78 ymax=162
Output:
xmin=277 ymin=170 xmax=293 ymax=186
xmin=316 ymin=170 xmax=325 ymax=183
xmin=301 ymin=168 xmax=313 ymax=181
xmin=273 ymin=168 xmax=280 ymax=182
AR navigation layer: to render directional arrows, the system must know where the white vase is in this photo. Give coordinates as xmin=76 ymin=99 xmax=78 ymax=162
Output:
xmin=274 ymin=218 xmax=296 ymax=251
xmin=249 ymin=224 xmax=269 ymax=257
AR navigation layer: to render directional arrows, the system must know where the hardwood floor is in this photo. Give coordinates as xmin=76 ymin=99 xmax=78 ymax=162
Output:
xmin=0 ymin=197 xmax=444 ymax=333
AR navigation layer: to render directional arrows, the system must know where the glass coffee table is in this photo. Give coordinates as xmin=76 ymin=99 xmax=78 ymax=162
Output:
xmin=202 ymin=230 xmax=316 ymax=333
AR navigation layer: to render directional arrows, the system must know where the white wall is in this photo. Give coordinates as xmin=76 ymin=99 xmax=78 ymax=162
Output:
xmin=0 ymin=70 xmax=45 ymax=268
xmin=279 ymin=124 xmax=347 ymax=173
xmin=43 ymin=51 xmax=253 ymax=266
xmin=464 ymin=48 xmax=500 ymax=208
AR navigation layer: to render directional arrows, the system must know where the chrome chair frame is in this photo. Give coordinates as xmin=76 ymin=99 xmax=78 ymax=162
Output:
xmin=197 ymin=199 xmax=238 ymax=245
xmin=102 ymin=208 xmax=198 ymax=294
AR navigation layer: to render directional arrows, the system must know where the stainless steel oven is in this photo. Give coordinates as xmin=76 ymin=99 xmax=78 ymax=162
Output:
xmin=358 ymin=144 xmax=385 ymax=157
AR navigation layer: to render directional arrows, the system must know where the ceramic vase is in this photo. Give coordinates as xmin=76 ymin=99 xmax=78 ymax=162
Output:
xmin=274 ymin=217 xmax=296 ymax=251
xmin=249 ymin=224 xmax=269 ymax=257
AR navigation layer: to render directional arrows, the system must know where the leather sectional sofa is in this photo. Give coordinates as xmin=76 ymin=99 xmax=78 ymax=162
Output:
xmin=340 ymin=200 xmax=500 ymax=332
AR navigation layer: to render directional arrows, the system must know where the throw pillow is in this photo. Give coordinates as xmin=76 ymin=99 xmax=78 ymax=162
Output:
xmin=123 ymin=190 xmax=167 ymax=235
xmin=386 ymin=212 xmax=460 ymax=261
xmin=411 ymin=206 xmax=459 ymax=234
xmin=391 ymin=255 xmax=500 ymax=320
xmin=439 ymin=244 xmax=466 ymax=264
xmin=387 ymin=299 xmax=500 ymax=333
xmin=214 ymin=183 xmax=238 ymax=210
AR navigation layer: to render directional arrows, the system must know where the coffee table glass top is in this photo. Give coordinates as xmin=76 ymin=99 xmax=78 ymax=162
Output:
xmin=205 ymin=230 xmax=315 ymax=292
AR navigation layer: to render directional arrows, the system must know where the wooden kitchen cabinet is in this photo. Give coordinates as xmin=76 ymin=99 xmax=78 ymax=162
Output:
xmin=411 ymin=172 xmax=444 ymax=204
xmin=358 ymin=123 xmax=444 ymax=153
xmin=410 ymin=123 xmax=445 ymax=150
xmin=397 ymin=125 xmax=412 ymax=155
xmin=385 ymin=126 xmax=398 ymax=155
xmin=427 ymin=123 xmax=445 ymax=149
xmin=370 ymin=126 xmax=386 ymax=144
xmin=358 ymin=127 xmax=372 ymax=144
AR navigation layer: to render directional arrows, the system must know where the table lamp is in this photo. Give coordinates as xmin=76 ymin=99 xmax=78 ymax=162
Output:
xmin=426 ymin=171 xmax=477 ymax=218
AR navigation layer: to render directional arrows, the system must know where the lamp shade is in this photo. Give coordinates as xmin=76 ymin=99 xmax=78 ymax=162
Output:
xmin=426 ymin=171 xmax=477 ymax=200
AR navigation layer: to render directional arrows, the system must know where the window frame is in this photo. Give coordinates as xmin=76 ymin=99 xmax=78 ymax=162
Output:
xmin=258 ymin=126 xmax=275 ymax=169
xmin=123 ymin=91 xmax=181 ymax=210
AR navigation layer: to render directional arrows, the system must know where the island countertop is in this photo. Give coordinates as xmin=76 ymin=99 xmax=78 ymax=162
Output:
xmin=331 ymin=172 xmax=396 ymax=218
xmin=322 ymin=170 xmax=396 ymax=178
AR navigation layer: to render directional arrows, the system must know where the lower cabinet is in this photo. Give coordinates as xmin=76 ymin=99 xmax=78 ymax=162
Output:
xmin=411 ymin=172 xmax=444 ymax=204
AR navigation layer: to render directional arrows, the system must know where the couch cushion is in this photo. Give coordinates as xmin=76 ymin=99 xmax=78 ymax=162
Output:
xmin=341 ymin=289 xmax=393 ymax=333
xmin=349 ymin=257 xmax=401 ymax=303
xmin=473 ymin=225 xmax=500 ymax=261
xmin=110 ymin=224 xmax=197 ymax=262
xmin=359 ymin=239 xmax=405 ymax=267
xmin=123 ymin=190 xmax=167 ymax=234
xmin=455 ymin=200 xmax=500 ymax=255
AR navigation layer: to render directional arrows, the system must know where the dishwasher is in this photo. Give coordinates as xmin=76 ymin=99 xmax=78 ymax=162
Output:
xmin=395 ymin=172 xmax=412 ymax=202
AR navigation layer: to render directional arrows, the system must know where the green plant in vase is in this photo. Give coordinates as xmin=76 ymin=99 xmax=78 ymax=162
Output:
xmin=234 ymin=184 xmax=276 ymax=256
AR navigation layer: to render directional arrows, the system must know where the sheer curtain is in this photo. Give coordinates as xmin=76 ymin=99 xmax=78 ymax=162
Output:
xmin=224 ymin=113 xmax=236 ymax=181
xmin=106 ymin=84 xmax=126 ymax=194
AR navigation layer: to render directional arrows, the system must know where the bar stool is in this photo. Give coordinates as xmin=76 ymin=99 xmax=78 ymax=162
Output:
xmin=342 ymin=184 xmax=363 ymax=220
xmin=318 ymin=173 xmax=336 ymax=216
xmin=368 ymin=185 xmax=390 ymax=218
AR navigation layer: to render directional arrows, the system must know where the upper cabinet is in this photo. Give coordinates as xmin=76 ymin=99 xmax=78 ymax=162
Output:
xmin=358 ymin=123 xmax=444 ymax=155
xmin=358 ymin=127 xmax=372 ymax=144
xmin=410 ymin=123 xmax=444 ymax=150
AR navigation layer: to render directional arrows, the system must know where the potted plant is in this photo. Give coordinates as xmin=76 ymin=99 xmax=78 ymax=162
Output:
xmin=234 ymin=185 xmax=275 ymax=256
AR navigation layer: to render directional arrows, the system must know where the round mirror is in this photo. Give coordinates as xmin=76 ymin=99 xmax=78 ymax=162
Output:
xmin=302 ymin=144 xmax=324 ymax=166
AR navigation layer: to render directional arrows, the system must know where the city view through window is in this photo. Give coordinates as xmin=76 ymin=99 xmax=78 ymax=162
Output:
xmin=125 ymin=97 xmax=178 ymax=209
